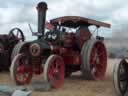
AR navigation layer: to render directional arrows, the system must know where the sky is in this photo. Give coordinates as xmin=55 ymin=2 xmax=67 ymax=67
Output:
xmin=0 ymin=0 xmax=127 ymax=40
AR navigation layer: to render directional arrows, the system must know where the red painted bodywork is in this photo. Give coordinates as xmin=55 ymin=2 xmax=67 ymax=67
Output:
xmin=60 ymin=48 xmax=81 ymax=65
xmin=50 ymin=29 xmax=90 ymax=66
xmin=46 ymin=16 xmax=110 ymax=67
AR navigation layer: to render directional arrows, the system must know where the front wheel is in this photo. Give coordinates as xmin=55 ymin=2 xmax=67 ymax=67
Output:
xmin=10 ymin=53 xmax=33 ymax=85
xmin=43 ymin=55 xmax=65 ymax=89
xmin=113 ymin=59 xmax=128 ymax=96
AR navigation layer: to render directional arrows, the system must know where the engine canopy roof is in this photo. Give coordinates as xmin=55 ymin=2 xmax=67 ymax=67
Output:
xmin=50 ymin=16 xmax=111 ymax=28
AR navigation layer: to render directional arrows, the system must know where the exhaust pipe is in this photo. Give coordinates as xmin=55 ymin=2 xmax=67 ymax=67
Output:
xmin=37 ymin=2 xmax=48 ymax=39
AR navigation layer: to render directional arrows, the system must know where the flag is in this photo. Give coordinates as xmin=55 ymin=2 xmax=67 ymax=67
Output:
xmin=45 ymin=21 xmax=55 ymax=30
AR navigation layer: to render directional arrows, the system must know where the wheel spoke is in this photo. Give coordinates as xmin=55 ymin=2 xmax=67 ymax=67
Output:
xmin=96 ymin=63 xmax=103 ymax=69
xmin=55 ymin=62 xmax=59 ymax=69
xmin=98 ymin=52 xmax=104 ymax=57
xmin=90 ymin=48 xmax=97 ymax=65
xmin=91 ymin=65 xmax=102 ymax=78
xmin=91 ymin=67 xmax=96 ymax=75
xmin=119 ymin=80 xmax=128 ymax=94
xmin=96 ymin=68 xmax=102 ymax=77
xmin=119 ymin=74 xmax=128 ymax=81
xmin=16 ymin=31 xmax=19 ymax=37
xmin=125 ymin=82 xmax=128 ymax=92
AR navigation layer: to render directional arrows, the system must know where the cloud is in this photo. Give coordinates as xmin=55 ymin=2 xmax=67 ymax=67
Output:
xmin=111 ymin=4 xmax=128 ymax=38
xmin=112 ymin=6 xmax=128 ymax=24
xmin=0 ymin=0 xmax=127 ymax=39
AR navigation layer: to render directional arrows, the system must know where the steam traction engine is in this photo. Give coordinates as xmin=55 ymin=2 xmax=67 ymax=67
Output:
xmin=10 ymin=2 xmax=111 ymax=89
xmin=0 ymin=28 xmax=24 ymax=71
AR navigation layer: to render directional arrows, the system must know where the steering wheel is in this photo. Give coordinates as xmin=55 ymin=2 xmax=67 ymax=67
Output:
xmin=9 ymin=28 xmax=25 ymax=41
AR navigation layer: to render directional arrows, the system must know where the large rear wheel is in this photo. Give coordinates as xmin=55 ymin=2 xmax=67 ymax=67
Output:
xmin=113 ymin=59 xmax=128 ymax=96
xmin=81 ymin=39 xmax=107 ymax=80
xmin=43 ymin=55 xmax=64 ymax=89
xmin=10 ymin=53 xmax=33 ymax=85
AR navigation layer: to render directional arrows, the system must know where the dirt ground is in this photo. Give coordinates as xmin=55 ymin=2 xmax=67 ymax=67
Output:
xmin=0 ymin=59 xmax=120 ymax=96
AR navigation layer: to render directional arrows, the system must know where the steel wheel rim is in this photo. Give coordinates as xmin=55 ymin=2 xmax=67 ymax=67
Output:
xmin=118 ymin=62 xmax=128 ymax=95
xmin=14 ymin=54 xmax=32 ymax=85
xmin=90 ymin=41 xmax=107 ymax=80
xmin=47 ymin=56 xmax=64 ymax=88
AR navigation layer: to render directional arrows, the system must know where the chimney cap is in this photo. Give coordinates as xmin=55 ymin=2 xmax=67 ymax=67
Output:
xmin=37 ymin=2 xmax=47 ymax=10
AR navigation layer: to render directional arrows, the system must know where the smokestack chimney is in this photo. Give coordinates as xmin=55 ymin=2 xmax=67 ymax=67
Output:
xmin=37 ymin=2 xmax=47 ymax=39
